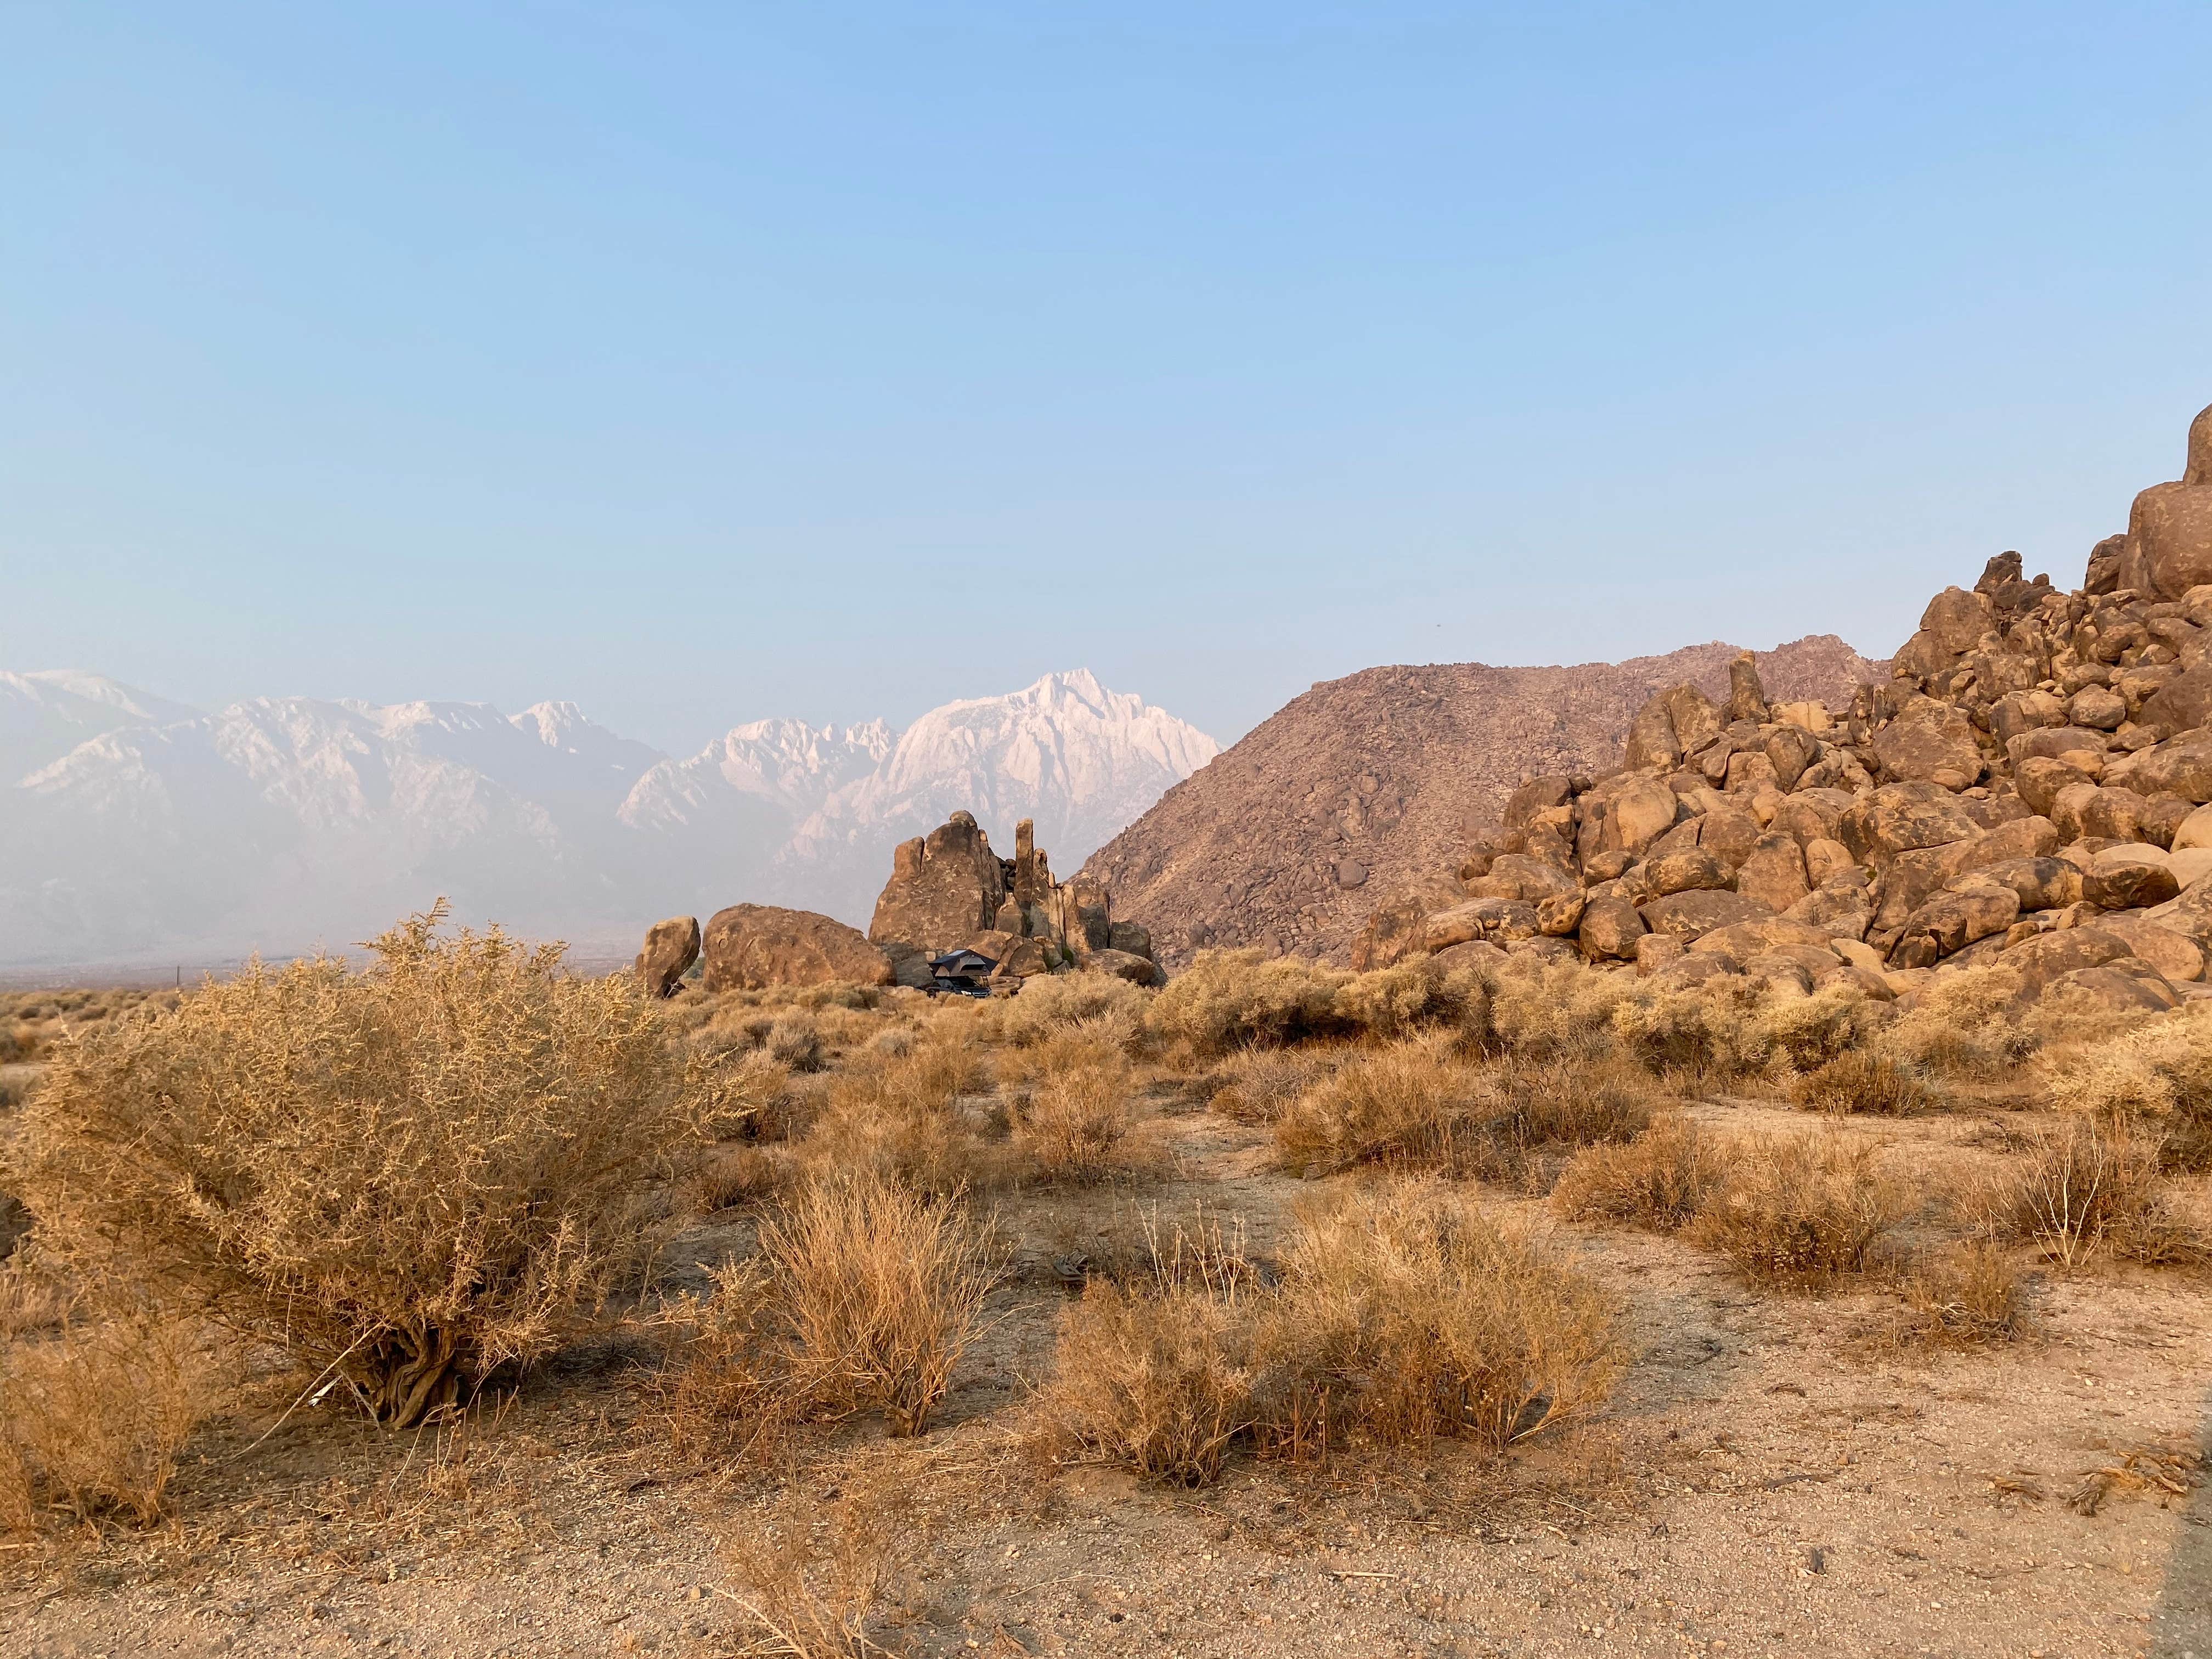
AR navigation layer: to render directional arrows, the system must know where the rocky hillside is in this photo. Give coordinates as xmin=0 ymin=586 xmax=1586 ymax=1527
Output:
xmin=1079 ymin=636 xmax=1886 ymax=968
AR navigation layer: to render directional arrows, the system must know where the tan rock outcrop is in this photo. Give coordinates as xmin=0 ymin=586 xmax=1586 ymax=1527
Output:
xmin=704 ymin=904 xmax=894 ymax=991
xmin=633 ymin=915 xmax=701 ymax=998
xmin=869 ymin=811 xmax=1008 ymax=955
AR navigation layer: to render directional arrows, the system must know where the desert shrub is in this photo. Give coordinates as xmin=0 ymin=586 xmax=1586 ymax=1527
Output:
xmin=1040 ymin=1184 xmax=1623 ymax=1485
xmin=1551 ymin=1114 xmax=1725 ymax=1233
xmin=1792 ymin=1051 xmax=1945 ymax=1116
xmin=720 ymin=1473 xmax=906 ymax=1658
xmin=1 ymin=1314 xmax=214 ymax=1528
xmin=679 ymin=1173 xmax=996 ymax=1442
xmin=1882 ymin=965 xmax=2034 ymax=1074
xmin=765 ymin=1015 xmax=828 ymax=1074
xmin=1275 ymin=1043 xmax=1655 ymax=1181
xmin=1893 ymin=1242 xmax=2024 ymax=1346
xmin=1274 ymin=1041 xmax=1480 ymax=1174
xmin=804 ymin=1030 xmax=1002 ymax=1195
xmin=985 ymin=972 xmax=1151 ymax=1049
xmin=1209 ymin=1047 xmax=1338 ymax=1125
xmin=1042 ymin=1273 xmax=1260 ymax=1486
xmin=1144 ymin=950 xmax=1352 ymax=1057
xmin=1960 ymin=1117 xmax=2205 ymax=1267
xmin=2049 ymin=1006 xmax=2212 ymax=1171
xmin=1257 ymin=1181 xmax=1626 ymax=1454
xmin=1746 ymin=985 xmax=1891 ymax=1075
xmin=13 ymin=906 xmax=705 ymax=1426
xmin=1608 ymin=980 xmax=1762 ymax=1079
xmin=1330 ymin=958 xmax=1491 ymax=1044
xmin=1005 ymin=1036 xmax=1142 ymax=1183
xmin=1486 ymin=957 xmax=1639 ymax=1062
xmin=1688 ymin=1132 xmax=1906 ymax=1285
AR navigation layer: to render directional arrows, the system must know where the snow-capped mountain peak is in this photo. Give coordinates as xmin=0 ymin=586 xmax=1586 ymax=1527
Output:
xmin=2 ymin=668 xmax=1216 ymax=967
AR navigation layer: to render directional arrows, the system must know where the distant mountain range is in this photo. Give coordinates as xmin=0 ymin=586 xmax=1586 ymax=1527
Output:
xmin=0 ymin=668 xmax=1218 ymax=969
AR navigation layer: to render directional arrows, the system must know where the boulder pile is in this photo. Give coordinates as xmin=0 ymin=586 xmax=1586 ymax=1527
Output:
xmin=1355 ymin=402 xmax=2212 ymax=1015
xmin=633 ymin=811 xmax=1163 ymax=995
xmin=870 ymin=812 xmax=1163 ymax=989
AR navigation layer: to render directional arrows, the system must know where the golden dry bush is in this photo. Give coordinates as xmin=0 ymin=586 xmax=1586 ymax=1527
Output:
xmin=1143 ymin=949 xmax=1352 ymax=1058
xmin=1274 ymin=1039 xmax=1477 ymax=1174
xmin=1881 ymin=965 xmax=2035 ymax=1075
xmin=1330 ymin=958 xmax=1491 ymax=1043
xmin=803 ymin=1029 xmax=1002 ymax=1195
xmin=1040 ymin=1185 xmax=1624 ymax=1486
xmin=1261 ymin=1181 xmax=1626 ymax=1454
xmin=1003 ymin=1035 xmax=1143 ymax=1184
xmin=1 ymin=1313 xmax=215 ymax=1528
xmin=758 ymin=1172 xmax=996 ymax=1437
xmin=1485 ymin=956 xmax=1641 ymax=1062
xmin=2048 ymin=1005 xmax=2212 ymax=1172
xmin=1208 ymin=1046 xmax=1336 ymax=1126
xmin=1688 ymin=1132 xmax=1906 ymax=1285
xmin=1276 ymin=1043 xmax=1656 ymax=1181
xmin=1551 ymin=1113 xmax=1724 ymax=1233
xmin=15 ymin=906 xmax=704 ymax=1427
xmin=720 ymin=1468 xmax=909 ymax=1657
xmin=1791 ymin=1051 xmax=1945 ymax=1116
xmin=1894 ymin=1242 xmax=2024 ymax=1346
xmin=1960 ymin=1116 xmax=2204 ymax=1267
xmin=983 ymin=970 xmax=1151 ymax=1050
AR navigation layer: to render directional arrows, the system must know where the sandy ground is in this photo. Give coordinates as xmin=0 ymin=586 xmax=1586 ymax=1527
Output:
xmin=4 ymin=1099 xmax=2209 ymax=1659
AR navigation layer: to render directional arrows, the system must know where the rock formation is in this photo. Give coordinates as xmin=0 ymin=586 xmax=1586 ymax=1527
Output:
xmin=868 ymin=812 xmax=1008 ymax=956
xmin=2117 ymin=402 xmax=2212 ymax=599
xmin=1079 ymin=635 xmax=1885 ymax=968
xmin=1346 ymin=400 xmax=2212 ymax=1013
xmin=869 ymin=811 xmax=1162 ymax=986
xmin=702 ymin=904 xmax=893 ymax=991
xmin=633 ymin=915 xmax=701 ymax=997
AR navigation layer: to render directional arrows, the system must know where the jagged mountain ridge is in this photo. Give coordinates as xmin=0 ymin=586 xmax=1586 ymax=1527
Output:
xmin=1077 ymin=635 xmax=1888 ymax=969
xmin=0 ymin=670 xmax=1216 ymax=968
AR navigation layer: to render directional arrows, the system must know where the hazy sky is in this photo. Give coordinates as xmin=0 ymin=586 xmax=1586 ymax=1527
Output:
xmin=5 ymin=3 xmax=2209 ymax=754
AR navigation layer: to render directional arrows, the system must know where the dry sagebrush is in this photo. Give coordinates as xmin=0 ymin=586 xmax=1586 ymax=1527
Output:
xmin=1 ymin=1313 xmax=215 ymax=1530
xmin=16 ymin=907 xmax=706 ymax=1426
xmin=1041 ymin=1182 xmax=1624 ymax=1485
xmin=667 ymin=1171 xmax=996 ymax=1449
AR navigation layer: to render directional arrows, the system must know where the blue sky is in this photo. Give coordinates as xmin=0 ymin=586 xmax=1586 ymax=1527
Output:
xmin=5 ymin=2 xmax=2209 ymax=753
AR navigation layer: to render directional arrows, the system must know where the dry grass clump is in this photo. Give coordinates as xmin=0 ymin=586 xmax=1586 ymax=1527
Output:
xmin=1274 ymin=1042 xmax=1657 ymax=1181
xmin=1960 ymin=1117 xmax=2207 ymax=1267
xmin=667 ymin=1172 xmax=996 ymax=1451
xmin=1144 ymin=949 xmax=1353 ymax=1057
xmin=1892 ymin=1242 xmax=2025 ymax=1346
xmin=14 ymin=905 xmax=705 ymax=1427
xmin=1883 ymin=965 xmax=2036 ymax=1075
xmin=1208 ymin=1046 xmax=1338 ymax=1125
xmin=983 ymin=971 xmax=1151 ymax=1051
xmin=803 ymin=1029 xmax=1003 ymax=1195
xmin=1486 ymin=957 xmax=1639 ymax=1062
xmin=719 ymin=1459 xmax=915 ymax=1657
xmin=1551 ymin=1114 xmax=1725 ymax=1233
xmin=1791 ymin=1051 xmax=1946 ymax=1116
xmin=2048 ymin=1005 xmax=2212 ymax=1171
xmin=1039 ymin=1183 xmax=1625 ymax=1486
xmin=1331 ymin=958 xmax=1491 ymax=1043
xmin=1686 ymin=1132 xmax=1907 ymax=1285
xmin=1 ymin=1313 xmax=215 ymax=1530
xmin=1000 ymin=1035 xmax=1147 ymax=1183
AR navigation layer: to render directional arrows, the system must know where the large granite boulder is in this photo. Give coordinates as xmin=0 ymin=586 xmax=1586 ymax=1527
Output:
xmin=704 ymin=904 xmax=894 ymax=991
xmin=633 ymin=915 xmax=701 ymax=998
xmin=2119 ymin=402 xmax=2212 ymax=599
xmin=868 ymin=811 xmax=1009 ymax=955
